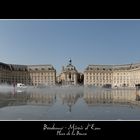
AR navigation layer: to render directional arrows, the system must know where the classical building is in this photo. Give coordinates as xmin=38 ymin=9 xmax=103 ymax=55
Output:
xmin=2 ymin=60 xmax=140 ymax=88
xmin=28 ymin=65 xmax=56 ymax=86
xmin=57 ymin=59 xmax=82 ymax=85
xmin=0 ymin=62 xmax=56 ymax=86
xmin=0 ymin=62 xmax=12 ymax=84
xmin=84 ymin=63 xmax=140 ymax=88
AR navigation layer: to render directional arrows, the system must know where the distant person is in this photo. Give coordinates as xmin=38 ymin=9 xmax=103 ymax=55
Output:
xmin=13 ymin=83 xmax=15 ymax=87
xmin=13 ymin=83 xmax=16 ymax=95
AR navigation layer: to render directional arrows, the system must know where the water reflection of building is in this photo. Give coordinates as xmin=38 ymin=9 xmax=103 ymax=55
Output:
xmin=0 ymin=92 xmax=56 ymax=107
xmin=0 ymin=62 xmax=56 ymax=86
xmin=84 ymin=89 xmax=113 ymax=104
xmin=28 ymin=92 xmax=56 ymax=105
xmin=83 ymin=89 xmax=140 ymax=106
xmin=59 ymin=92 xmax=82 ymax=112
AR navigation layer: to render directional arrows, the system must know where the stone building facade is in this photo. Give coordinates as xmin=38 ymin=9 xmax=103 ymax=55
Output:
xmin=84 ymin=63 xmax=140 ymax=88
xmin=58 ymin=59 xmax=79 ymax=85
xmin=28 ymin=65 xmax=56 ymax=86
xmin=1 ymin=60 xmax=140 ymax=88
xmin=0 ymin=62 xmax=56 ymax=86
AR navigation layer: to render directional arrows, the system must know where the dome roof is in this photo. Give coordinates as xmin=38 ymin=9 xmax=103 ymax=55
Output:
xmin=62 ymin=59 xmax=77 ymax=72
xmin=65 ymin=64 xmax=76 ymax=71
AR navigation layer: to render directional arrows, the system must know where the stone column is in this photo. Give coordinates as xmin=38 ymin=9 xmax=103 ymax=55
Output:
xmin=65 ymin=74 xmax=67 ymax=85
xmin=74 ymin=74 xmax=76 ymax=85
xmin=67 ymin=74 xmax=69 ymax=85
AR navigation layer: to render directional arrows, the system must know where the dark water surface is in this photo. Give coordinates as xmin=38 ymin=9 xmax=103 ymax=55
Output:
xmin=0 ymin=86 xmax=140 ymax=120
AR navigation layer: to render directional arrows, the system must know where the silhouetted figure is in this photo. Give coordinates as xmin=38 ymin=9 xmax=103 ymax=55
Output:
xmin=13 ymin=83 xmax=16 ymax=94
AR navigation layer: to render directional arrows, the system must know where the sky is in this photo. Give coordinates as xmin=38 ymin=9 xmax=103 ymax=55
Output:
xmin=0 ymin=19 xmax=140 ymax=74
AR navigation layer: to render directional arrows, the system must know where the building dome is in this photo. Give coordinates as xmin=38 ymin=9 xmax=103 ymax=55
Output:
xmin=59 ymin=59 xmax=79 ymax=85
xmin=62 ymin=59 xmax=77 ymax=72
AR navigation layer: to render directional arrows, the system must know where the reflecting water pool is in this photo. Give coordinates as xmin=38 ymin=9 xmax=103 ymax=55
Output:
xmin=0 ymin=86 xmax=140 ymax=120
